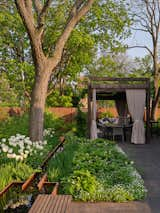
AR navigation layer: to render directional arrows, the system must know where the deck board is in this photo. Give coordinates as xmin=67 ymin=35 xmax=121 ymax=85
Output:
xmin=29 ymin=195 xmax=72 ymax=213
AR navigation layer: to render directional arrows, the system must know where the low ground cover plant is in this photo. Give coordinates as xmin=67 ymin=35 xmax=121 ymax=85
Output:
xmin=47 ymin=134 xmax=147 ymax=202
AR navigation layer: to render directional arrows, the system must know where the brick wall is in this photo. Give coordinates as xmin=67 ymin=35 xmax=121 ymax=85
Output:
xmin=1 ymin=107 xmax=160 ymax=121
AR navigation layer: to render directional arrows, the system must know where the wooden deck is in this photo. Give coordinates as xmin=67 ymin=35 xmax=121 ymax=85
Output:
xmin=69 ymin=201 xmax=151 ymax=213
xmin=29 ymin=195 xmax=72 ymax=213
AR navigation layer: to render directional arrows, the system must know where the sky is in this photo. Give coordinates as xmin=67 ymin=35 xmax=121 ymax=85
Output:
xmin=125 ymin=29 xmax=153 ymax=59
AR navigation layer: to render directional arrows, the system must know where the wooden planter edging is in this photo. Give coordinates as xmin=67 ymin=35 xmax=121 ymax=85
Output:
xmin=0 ymin=136 xmax=65 ymax=198
xmin=22 ymin=172 xmax=40 ymax=191
xmin=37 ymin=174 xmax=48 ymax=191
xmin=41 ymin=136 xmax=65 ymax=170
xmin=0 ymin=182 xmax=24 ymax=197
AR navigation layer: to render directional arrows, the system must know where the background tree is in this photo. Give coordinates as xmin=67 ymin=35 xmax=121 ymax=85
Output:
xmin=129 ymin=0 xmax=160 ymax=120
xmin=129 ymin=55 xmax=153 ymax=78
xmin=87 ymin=52 xmax=134 ymax=77
xmin=0 ymin=1 xmax=34 ymax=106
xmin=12 ymin=0 xmax=131 ymax=141
xmin=0 ymin=0 xmax=130 ymax=111
xmin=14 ymin=0 xmax=96 ymax=141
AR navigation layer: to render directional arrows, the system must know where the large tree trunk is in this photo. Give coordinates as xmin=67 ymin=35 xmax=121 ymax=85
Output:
xmin=29 ymin=67 xmax=51 ymax=141
xmin=151 ymin=55 xmax=159 ymax=121
xmin=15 ymin=0 xmax=95 ymax=142
xmin=151 ymin=82 xmax=160 ymax=121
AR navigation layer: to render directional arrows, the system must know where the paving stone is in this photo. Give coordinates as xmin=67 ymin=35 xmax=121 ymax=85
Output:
xmin=119 ymin=138 xmax=160 ymax=213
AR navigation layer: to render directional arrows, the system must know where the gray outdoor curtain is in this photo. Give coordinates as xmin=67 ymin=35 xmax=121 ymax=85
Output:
xmin=126 ymin=89 xmax=146 ymax=144
xmin=115 ymin=99 xmax=128 ymax=124
xmin=90 ymin=89 xmax=97 ymax=139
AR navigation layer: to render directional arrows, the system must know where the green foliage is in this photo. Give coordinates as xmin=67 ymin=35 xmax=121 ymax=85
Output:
xmin=47 ymin=136 xmax=147 ymax=202
xmin=0 ymin=0 xmax=131 ymax=109
xmin=46 ymin=90 xmax=73 ymax=107
xmin=62 ymin=170 xmax=101 ymax=201
xmin=99 ymin=111 xmax=114 ymax=118
xmin=0 ymin=111 xmax=64 ymax=140
xmin=129 ymin=55 xmax=153 ymax=78
xmin=25 ymin=134 xmax=60 ymax=169
xmin=75 ymin=108 xmax=87 ymax=137
xmin=0 ymin=113 xmax=29 ymax=140
xmin=44 ymin=110 xmax=64 ymax=130
xmin=0 ymin=112 xmax=63 ymax=190
xmin=0 ymin=1 xmax=34 ymax=106
xmin=0 ymin=162 xmax=35 ymax=191
xmin=0 ymin=73 xmax=18 ymax=106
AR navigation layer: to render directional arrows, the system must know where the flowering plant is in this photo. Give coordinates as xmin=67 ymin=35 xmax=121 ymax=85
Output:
xmin=0 ymin=128 xmax=55 ymax=162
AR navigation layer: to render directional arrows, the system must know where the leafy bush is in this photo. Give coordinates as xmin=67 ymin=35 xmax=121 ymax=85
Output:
xmin=47 ymin=135 xmax=147 ymax=202
xmin=46 ymin=90 xmax=73 ymax=107
xmin=0 ymin=162 xmax=35 ymax=191
xmin=0 ymin=111 xmax=64 ymax=140
xmin=44 ymin=110 xmax=64 ymax=131
xmin=75 ymin=108 xmax=87 ymax=137
xmin=99 ymin=111 xmax=114 ymax=119
xmin=0 ymin=113 xmax=29 ymax=140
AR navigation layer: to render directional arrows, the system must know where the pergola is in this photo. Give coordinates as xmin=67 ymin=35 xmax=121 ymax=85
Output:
xmin=87 ymin=77 xmax=151 ymax=143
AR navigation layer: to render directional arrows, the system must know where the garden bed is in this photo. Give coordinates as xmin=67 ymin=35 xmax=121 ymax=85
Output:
xmin=0 ymin=111 xmax=65 ymax=191
xmin=47 ymin=134 xmax=147 ymax=202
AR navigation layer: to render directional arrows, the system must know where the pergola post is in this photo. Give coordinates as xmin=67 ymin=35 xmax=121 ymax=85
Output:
xmin=92 ymin=89 xmax=97 ymax=121
xmin=90 ymin=88 xmax=97 ymax=139
xmin=87 ymin=85 xmax=91 ymax=138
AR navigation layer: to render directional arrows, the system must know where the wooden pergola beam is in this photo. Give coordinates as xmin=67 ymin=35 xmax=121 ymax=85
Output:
xmin=89 ymin=76 xmax=149 ymax=82
xmin=91 ymin=83 xmax=148 ymax=90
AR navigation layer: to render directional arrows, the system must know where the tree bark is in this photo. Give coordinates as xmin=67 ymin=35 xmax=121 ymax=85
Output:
xmin=151 ymin=77 xmax=160 ymax=120
xmin=151 ymin=50 xmax=159 ymax=120
xmin=29 ymin=66 xmax=51 ymax=141
xmin=15 ymin=0 xmax=95 ymax=141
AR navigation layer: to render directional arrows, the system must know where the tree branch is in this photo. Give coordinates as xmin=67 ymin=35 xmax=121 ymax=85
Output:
xmin=15 ymin=0 xmax=45 ymax=65
xmin=33 ymin=0 xmax=42 ymax=15
xmin=49 ymin=0 xmax=95 ymax=68
xmin=131 ymin=27 xmax=149 ymax=32
xmin=15 ymin=0 xmax=36 ymax=37
xmin=38 ymin=0 xmax=52 ymax=28
xmin=127 ymin=45 xmax=154 ymax=57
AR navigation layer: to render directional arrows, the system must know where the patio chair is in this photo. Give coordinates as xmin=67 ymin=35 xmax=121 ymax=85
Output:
xmin=112 ymin=126 xmax=124 ymax=142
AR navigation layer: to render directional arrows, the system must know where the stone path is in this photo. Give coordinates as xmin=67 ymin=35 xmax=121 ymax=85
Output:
xmin=119 ymin=136 xmax=160 ymax=213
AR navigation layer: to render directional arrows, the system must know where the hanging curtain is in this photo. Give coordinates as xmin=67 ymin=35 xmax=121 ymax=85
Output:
xmin=115 ymin=98 xmax=128 ymax=124
xmin=126 ymin=89 xmax=146 ymax=144
xmin=90 ymin=89 xmax=97 ymax=139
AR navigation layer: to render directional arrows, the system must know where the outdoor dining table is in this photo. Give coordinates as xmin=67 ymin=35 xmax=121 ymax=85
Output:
xmin=105 ymin=124 xmax=133 ymax=142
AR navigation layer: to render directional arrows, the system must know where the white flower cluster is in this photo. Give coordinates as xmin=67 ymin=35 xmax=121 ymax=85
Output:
xmin=0 ymin=134 xmax=48 ymax=161
xmin=43 ymin=128 xmax=55 ymax=137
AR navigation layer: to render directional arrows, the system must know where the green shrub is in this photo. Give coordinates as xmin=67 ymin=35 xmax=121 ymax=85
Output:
xmin=0 ymin=162 xmax=35 ymax=191
xmin=0 ymin=111 xmax=64 ymax=140
xmin=44 ymin=110 xmax=64 ymax=131
xmin=47 ymin=136 xmax=147 ymax=202
xmin=99 ymin=111 xmax=114 ymax=118
xmin=0 ymin=113 xmax=29 ymax=139
xmin=62 ymin=170 xmax=101 ymax=201
xmin=75 ymin=108 xmax=87 ymax=137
